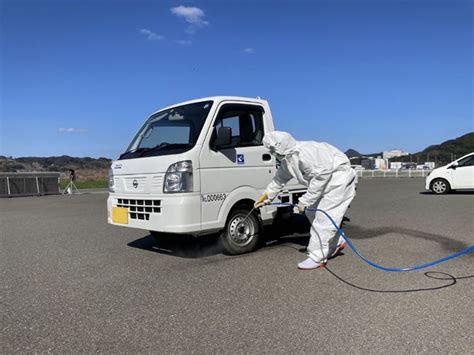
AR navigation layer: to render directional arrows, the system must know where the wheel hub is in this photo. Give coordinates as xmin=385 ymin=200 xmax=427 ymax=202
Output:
xmin=229 ymin=216 xmax=254 ymax=246
xmin=433 ymin=181 xmax=446 ymax=193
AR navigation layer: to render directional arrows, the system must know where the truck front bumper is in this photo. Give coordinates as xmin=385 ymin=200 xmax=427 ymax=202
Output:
xmin=107 ymin=193 xmax=202 ymax=234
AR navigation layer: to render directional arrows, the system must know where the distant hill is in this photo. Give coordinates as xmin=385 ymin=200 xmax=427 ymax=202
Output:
xmin=345 ymin=132 xmax=473 ymax=166
xmin=344 ymin=149 xmax=362 ymax=158
xmin=345 ymin=149 xmax=381 ymax=159
xmin=0 ymin=155 xmax=112 ymax=180
xmin=420 ymin=132 xmax=473 ymax=159
xmin=393 ymin=132 xmax=473 ymax=165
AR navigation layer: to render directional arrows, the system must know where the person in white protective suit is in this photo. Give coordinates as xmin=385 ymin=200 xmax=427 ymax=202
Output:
xmin=254 ymin=131 xmax=357 ymax=270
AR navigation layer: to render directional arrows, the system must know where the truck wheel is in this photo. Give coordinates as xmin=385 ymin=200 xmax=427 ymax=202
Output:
xmin=220 ymin=207 xmax=261 ymax=255
xmin=431 ymin=179 xmax=450 ymax=194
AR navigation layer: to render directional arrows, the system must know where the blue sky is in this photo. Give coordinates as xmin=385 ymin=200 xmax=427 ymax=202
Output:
xmin=1 ymin=0 xmax=472 ymax=158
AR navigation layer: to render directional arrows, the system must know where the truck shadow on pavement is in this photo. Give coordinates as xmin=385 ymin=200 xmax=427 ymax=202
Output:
xmin=126 ymin=214 xmax=311 ymax=258
xmin=128 ymin=233 xmax=223 ymax=258
xmin=127 ymin=215 xmax=471 ymax=259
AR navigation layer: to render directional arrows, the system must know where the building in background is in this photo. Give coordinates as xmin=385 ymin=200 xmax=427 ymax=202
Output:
xmin=383 ymin=149 xmax=409 ymax=160
xmin=374 ymin=157 xmax=388 ymax=170
xmin=390 ymin=162 xmax=403 ymax=170
xmin=361 ymin=158 xmax=375 ymax=170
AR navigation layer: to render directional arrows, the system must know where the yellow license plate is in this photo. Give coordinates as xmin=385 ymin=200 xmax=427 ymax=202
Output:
xmin=112 ymin=207 xmax=128 ymax=224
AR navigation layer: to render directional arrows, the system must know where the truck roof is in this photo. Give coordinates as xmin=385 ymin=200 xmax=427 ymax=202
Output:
xmin=151 ymin=96 xmax=268 ymax=115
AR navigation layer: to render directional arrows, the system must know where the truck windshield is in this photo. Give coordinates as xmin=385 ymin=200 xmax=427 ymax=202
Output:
xmin=119 ymin=101 xmax=213 ymax=159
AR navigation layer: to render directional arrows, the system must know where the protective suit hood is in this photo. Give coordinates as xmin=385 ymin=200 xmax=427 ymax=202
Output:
xmin=264 ymin=130 xmax=355 ymax=203
xmin=263 ymin=131 xmax=298 ymax=157
xmin=263 ymin=131 xmax=305 ymax=185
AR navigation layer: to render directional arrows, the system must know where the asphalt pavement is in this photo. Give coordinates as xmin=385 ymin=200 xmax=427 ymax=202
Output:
xmin=1 ymin=179 xmax=473 ymax=353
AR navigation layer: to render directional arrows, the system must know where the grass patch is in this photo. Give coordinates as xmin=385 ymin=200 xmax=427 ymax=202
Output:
xmin=60 ymin=179 xmax=108 ymax=190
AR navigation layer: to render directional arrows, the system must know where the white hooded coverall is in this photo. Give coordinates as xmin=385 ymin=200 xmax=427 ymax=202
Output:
xmin=263 ymin=131 xmax=357 ymax=263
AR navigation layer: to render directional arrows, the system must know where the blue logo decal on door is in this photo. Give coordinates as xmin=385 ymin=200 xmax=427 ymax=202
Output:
xmin=237 ymin=154 xmax=245 ymax=165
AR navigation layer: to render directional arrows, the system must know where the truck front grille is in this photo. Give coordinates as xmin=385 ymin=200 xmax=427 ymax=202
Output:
xmin=124 ymin=177 xmax=147 ymax=192
xmin=151 ymin=175 xmax=164 ymax=192
xmin=116 ymin=198 xmax=162 ymax=221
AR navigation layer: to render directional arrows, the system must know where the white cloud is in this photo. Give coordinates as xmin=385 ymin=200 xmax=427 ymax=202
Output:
xmin=171 ymin=5 xmax=208 ymax=34
xmin=243 ymin=47 xmax=255 ymax=54
xmin=58 ymin=128 xmax=87 ymax=133
xmin=139 ymin=28 xmax=165 ymax=41
xmin=176 ymin=39 xmax=192 ymax=45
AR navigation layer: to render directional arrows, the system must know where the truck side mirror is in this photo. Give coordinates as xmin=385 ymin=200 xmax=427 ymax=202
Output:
xmin=214 ymin=127 xmax=232 ymax=148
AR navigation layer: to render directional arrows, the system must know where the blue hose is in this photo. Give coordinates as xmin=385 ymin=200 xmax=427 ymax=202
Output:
xmin=272 ymin=203 xmax=474 ymax=272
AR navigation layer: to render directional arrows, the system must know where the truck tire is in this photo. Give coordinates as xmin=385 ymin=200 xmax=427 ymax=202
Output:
xmin=220 ymin=207 xmax=261 ymax=255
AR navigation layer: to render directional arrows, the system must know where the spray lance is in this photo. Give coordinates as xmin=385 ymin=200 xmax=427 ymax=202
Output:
xmin=236 ymin=192 xmax=276 ymax=234
xmin=237 ymin=152 xmax=290 ymax=233
xmin=237 ymin=208 xmax=256 ymax=234
xmin=236 ymin=151 xmax=290 ymax=232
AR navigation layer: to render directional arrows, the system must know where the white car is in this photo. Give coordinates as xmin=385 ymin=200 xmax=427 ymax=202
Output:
xmin=425 ymin=152 xmax=474 ymax=194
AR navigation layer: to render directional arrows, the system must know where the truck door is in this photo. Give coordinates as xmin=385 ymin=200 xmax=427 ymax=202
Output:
xmin=452 ymin=155 xmax=474 ymax=189
xmin=199 ymin=103 xmax=275 ymax=226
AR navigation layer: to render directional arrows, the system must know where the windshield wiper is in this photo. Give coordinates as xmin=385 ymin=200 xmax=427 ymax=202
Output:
xmin=138 ymin=143 xmax=191 ymax=157
xmin=119 ymin=143 xmax=191 ymax=159
xmin=119 ymin=147 xmax=148 ymax=159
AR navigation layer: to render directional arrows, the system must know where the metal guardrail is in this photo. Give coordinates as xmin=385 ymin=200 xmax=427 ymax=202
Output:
xmin=356 ymin=169 xmax=432 ymax=178
xmin=0 ymin=172 xmax=61 ymax=197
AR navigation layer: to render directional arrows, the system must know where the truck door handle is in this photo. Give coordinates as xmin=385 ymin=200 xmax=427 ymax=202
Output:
xmin=262 ymin=154 xmax=271 ymax=161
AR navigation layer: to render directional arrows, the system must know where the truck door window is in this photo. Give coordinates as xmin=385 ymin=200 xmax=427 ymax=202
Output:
xmin=211 ymin=104 xmax=264 ymax=148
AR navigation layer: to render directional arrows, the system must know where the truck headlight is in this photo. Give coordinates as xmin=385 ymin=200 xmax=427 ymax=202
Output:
xmin=108 ymin=168 xmax=115 ymax=192
xmin=164 ymin=160 xmax=193 ymax=193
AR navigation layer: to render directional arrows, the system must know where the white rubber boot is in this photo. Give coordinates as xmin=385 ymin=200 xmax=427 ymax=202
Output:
xmin=297 ymin=257 xmax=325 ymax=270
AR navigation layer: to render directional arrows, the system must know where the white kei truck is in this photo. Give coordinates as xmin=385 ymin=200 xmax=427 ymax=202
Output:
xmin=107 ymin=96 xmax=306 ymax=254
